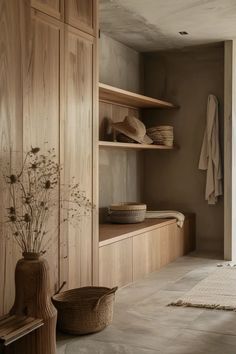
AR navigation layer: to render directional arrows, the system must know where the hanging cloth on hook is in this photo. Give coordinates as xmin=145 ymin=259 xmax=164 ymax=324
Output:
xmin=198 ymin=94 xmax=223 ymax=205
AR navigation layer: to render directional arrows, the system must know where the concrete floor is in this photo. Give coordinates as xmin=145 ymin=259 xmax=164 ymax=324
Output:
xmin=57 ymin=254 xmax=236 ymax=354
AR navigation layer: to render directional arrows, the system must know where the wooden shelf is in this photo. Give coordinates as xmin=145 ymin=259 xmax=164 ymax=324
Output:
xmin=99 ymin=83 xmax=177 ymax=109
xmin=99 ymin=218 xmax=176 ymax=247
xmin=99 ymin=141 xmax=175 ymax=150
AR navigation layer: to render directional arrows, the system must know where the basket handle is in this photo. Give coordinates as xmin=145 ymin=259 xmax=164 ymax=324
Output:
xmin=93 ymin=287 xmax=118 ymax=311
xmin=54 ymin=281 xmax=67 ymax=296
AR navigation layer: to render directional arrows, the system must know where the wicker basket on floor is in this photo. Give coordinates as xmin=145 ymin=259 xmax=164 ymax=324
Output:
xmin=52 ymin=286 xmax=118 ymax=335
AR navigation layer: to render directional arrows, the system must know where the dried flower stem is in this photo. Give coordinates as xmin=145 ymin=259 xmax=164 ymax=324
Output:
xmin=1 ymin=146 xmax=93 ymax=254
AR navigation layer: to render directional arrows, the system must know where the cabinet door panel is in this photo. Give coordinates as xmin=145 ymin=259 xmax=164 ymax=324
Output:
xmin=99 ymin=239 xmax=133 ymax=288
xmin=23 ymin=10 xmax=63 ymax=294
xmin=133 ymin=229 xmax=161 ymax=281
xmin=31 ymin=0 xmax=64 ymax=20
xmin=65 ymin=0 xmax=97 ymax=36
xmin=174 ymin=223 xmax=185 ymax=258
xmin=174 ymin=215 xmax=196 ymax=257
xmin=159 ymin=223 xmax=177 ymax=267
xmin=0 ymin=0 xmax=28 ymax=315
xmin=63 ymin=26 xmax=96 ymax=288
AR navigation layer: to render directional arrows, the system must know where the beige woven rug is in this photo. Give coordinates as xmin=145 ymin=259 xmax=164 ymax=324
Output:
xmin=169 ymin=267 xmax=236 ymax=311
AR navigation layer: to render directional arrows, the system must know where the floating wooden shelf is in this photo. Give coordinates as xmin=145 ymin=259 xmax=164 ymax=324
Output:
xmin=99 ymin=218 xmax=176 ymax=247
xmin=99 ymin=83 xmax=177 ymax=109
xmin=99 ymin=141 xmax=175 ymax=150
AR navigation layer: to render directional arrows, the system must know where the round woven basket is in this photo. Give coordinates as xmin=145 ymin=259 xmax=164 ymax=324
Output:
xmin=147 ymin=125 xmax=174 ymax=147
xmin=109 ymin=203 xmax=147 ymax=224
xmin=52 ymin=286 xmax=118 ymax=335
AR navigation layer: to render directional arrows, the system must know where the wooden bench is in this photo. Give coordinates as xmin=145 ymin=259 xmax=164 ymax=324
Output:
xmin=0 ymin=315 xmax=43 ymax=353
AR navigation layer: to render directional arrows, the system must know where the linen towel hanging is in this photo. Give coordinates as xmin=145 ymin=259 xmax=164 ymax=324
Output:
xmin=198 ymin=95 xmax=222 ymax=205
xmin=145 ymin=211 xmax=185 ymax=228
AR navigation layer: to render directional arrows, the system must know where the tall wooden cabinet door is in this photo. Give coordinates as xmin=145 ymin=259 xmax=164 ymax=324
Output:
xmin=31 ymin=0 xmax=64 ymax=20
xmin=65 ymin=0 xmax=98 ymax=36
xmin=0 ymin=0 xmax=30 ymax=316
xmin=63 ymin=25 xmax=97 ymax=289
xmin=23 ymin=9 xmax=64 ymax=294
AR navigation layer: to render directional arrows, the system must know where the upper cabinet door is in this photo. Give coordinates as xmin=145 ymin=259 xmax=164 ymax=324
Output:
xmin=23 ymin=9 xmax=64 ymax=294
xmin=63 ymin=26 xmax=97 ymax=288
xmin=65 ymin=0 xmax=97 ymax=36
xmin=31 ymin=0 xmax=64 ymax=20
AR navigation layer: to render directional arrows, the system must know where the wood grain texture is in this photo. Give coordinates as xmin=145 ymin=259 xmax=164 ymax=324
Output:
xmin=99 ymin=216 xmax=196 ymax=287
xmin=0 ymin=315 xmax=43 ymax=347
xmin=99 ymin=141 xmax=175 ymax=150
xmin=99 ymin=238 xmax=133 ymax=288
xmin=65 ymin=0 xmax=97 ymax=36
xmin=99 ymin=100 xmax=140 ymax=141
xmin=159 ymin=223 xmax=176 ymax=266
xmin=133 ymin=228 xmax=161 ymax=280
xmin=23 ymin=9 xmax=63 ymax=295
xmin=99 ymin=83 xmax=177 ymax=109
xmin=63 ymin=25 xmax=96 ymax=288
xmin=0 ymin=0 xmax=98 ymax=315
xmin=92 ymin=22 xmax=99 ymax=285
xmin=99 ymin=100 xmax=143 ymax=223
xmin=31 ymin=0 xmax=64 ymax=20
xmin=175 ymin=214 xmax=196 ymax=256
xmin=99 ymin=218 xmax=176 ymax=246
xmin=0 ymin=0 xmax=29 ymax=316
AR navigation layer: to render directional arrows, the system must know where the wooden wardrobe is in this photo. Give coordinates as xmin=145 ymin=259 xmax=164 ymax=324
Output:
xmin=0 ymin=0 xmax=98 ymax=315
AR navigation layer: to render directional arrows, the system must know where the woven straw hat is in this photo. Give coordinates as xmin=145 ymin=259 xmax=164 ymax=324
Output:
xmin=112 ymin=116 xmax=153 ymax=145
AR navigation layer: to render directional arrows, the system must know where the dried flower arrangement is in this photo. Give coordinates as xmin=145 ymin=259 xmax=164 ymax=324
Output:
xmin=2 ymin=147 xmax=92 ymax=254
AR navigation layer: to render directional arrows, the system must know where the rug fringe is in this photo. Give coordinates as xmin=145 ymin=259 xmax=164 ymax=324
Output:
xmin=168 ymin=300 xmax=236 ymax=311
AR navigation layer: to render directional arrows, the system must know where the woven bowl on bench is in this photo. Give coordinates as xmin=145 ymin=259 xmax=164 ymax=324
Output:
xmin=109 ymin=203 xmax=147 ymax=224
xmin=52 ymin=286 xmax=118 ymax=335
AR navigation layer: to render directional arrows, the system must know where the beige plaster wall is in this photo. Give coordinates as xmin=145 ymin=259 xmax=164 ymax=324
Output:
xmin=143 ymin=44 xmax=224 ymax=253
xmin=99 ymin=32 xmax=143 ymax=93
xmin=99 ymin=33 xmax=144 ymax=222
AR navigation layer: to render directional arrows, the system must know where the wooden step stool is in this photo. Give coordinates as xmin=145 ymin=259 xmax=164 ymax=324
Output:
xmin=0 ymin=315 xmax=43 ymax=353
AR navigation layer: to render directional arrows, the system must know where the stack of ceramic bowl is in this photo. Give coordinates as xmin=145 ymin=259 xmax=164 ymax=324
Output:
xmin=147 ymin=126 xmax=174 ymax=147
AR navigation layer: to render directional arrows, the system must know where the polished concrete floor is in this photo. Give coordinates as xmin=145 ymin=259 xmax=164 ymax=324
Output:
xmin=57 ymin=254 xmax=236 ymax=354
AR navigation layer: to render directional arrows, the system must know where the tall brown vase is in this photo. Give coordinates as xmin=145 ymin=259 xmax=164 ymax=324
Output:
xmin=9 ymin=252 xmax=57 ymax=354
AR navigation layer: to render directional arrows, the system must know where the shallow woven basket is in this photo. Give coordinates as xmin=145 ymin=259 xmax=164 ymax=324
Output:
xmin=147 ymin=126 xmax=174 ymax=147
xmin=52 ymin=286 xmax=118 ymax=335
xmin=109 ymin=203 xmax=147 ymax=224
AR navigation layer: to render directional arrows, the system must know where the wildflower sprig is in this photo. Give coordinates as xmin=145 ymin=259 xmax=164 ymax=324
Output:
xmin=2 ymin=147 xmax=92 ymax=254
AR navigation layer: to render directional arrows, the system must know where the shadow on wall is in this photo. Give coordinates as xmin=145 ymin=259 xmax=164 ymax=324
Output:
xmin=143 ymin=44 xmax=224 ymax=254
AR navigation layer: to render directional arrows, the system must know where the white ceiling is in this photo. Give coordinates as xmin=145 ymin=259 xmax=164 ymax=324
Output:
xmin=100 ymin=0 xmax=236 ymax=52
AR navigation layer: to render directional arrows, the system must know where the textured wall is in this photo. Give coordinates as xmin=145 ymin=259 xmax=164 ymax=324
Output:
xmin=99 ymin=32 xmax=143 ymax=93
xmin=99 ymin=148 xmax=144 ymax=221
xmin=99 ymin=33 xmax=144 ymax=221
xmin=100 ymin=0 xmax=236 ymax=52
xmin=143 ymin=44 xmax=224 ymax=253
